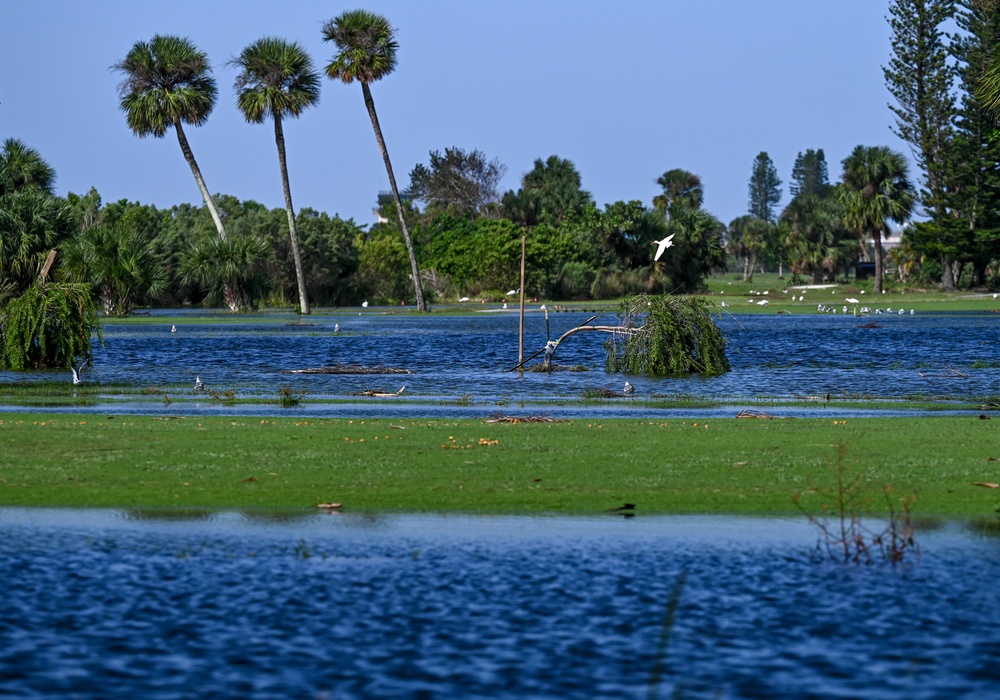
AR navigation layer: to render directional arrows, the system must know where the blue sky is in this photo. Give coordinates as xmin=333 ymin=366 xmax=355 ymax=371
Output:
xmin=2 ymin=1 xmax=907 ymax=228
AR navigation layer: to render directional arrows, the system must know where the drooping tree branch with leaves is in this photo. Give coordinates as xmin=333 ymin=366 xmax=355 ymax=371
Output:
xmin=537 ymin=294 xmax=729 ymax=376
xmin=1 ymin=281 xmax=102 ymax=371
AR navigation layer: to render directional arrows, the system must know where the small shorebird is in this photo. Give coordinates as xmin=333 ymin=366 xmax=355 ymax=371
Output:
xmin=194 ymin=376 xmax=204 ymax=390
xmin=652 ymin=234 xmax=676 ymax=261
xmin=624 ymin=381 xmax=634 ymax=395
xmin=361 ymin=301 xmax=369 ymax=308
xmin=171 ymin=325 xmax=177 ymax=333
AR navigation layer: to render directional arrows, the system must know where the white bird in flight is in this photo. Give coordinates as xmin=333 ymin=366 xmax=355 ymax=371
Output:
xmin=652 ymin=234 xmax=676 ymax=261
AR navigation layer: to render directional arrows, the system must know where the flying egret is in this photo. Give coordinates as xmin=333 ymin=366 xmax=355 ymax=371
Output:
xmin=624 ymin=381 xmax=634 ymax=395
xmin=70 ymin=360 xmax=83 ymax=385
xmin=652 ymin=234 xmax=676 ymax=261
xmin=506 ymin=289 xmax=518 ymax=296
xmin=459 ymin=297 xmax=470 ymax=303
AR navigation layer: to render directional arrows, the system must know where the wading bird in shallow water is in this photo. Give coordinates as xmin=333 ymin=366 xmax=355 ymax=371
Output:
xmin=652 ymin=234 xmax=676 ymax=261
xmin=624 ymin=381 xmax=634 ymax=395
xmin=194 ymin=376 xmax=204 ymax=390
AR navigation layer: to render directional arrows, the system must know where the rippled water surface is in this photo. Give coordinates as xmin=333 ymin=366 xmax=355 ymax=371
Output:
xmin=2 ymin=308 xmax=998 ymax=418
xmin=3 ymin=510 xmax=1000 ymax=699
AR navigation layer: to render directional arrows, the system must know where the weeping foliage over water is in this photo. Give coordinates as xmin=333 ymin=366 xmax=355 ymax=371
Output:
xmin=0 ymin=281 xmax=102 ymax=370
xmin=605 ymin=294 xmax=730 ymax=376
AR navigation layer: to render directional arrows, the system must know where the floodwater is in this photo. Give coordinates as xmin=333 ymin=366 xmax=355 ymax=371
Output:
xmin=2 ymin=509 xmax=1000 ymax=699
xmin=1 ymin=307 xmax=998 ymax=418
xmin=4 ymin=310 xmax=1000 ymax=697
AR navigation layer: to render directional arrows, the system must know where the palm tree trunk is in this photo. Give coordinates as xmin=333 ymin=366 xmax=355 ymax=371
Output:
xmin=173 ymin=119 xmax=228 ymax=242
xmin=361 ymin=82 xmax=426 ymax=311
xmin=273 ymin=115 xmax=310 ymax=315
xmin=873 ymin=229 xmax=884 ymax=295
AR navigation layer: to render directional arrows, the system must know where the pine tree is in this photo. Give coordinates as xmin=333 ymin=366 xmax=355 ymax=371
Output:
xmin=747 ymin=151 xmax=782 ymax=222
xmin=883 ymin=0 xmax=958 ymax=288
xmin=950 ymin=1 xmax=1000 ymax=286
xmin=789 ymin=149 xmax=830 ymax=197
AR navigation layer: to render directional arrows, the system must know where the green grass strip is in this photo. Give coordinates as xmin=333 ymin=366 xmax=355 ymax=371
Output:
xmin=1 ymin=414 xmax=998 ymax=516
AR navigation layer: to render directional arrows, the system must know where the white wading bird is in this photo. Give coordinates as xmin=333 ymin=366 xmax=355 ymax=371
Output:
xmin=652 ymin=234 xmax=676 ymax=261
xmin=623 ymin=381 xmax=635 ymax=395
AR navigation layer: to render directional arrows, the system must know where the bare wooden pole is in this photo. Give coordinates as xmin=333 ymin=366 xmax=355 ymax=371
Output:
xmin=518 ymin=235 xmax=526 ymax=370
xmin=38 ymin=249 xmax=57 ymax=281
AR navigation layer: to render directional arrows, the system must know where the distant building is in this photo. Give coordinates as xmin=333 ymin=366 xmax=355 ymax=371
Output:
xmin=374 ymin=190 xmax=414 ymax=222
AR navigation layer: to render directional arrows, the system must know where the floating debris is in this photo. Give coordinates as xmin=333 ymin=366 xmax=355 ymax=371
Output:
xmin=736 ymin=409 xmax=778 ymax=419
xmin=354 ymin=386 xmax=406 ymax=398
xmin=484 ymin=413 xmax=564 ymax=424
xmin=281 ymin=365 xmax=413 ymax=375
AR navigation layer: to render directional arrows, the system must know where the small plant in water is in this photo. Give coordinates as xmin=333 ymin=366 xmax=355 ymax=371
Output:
xmin=293 ymin=539 xmax=313 ymax=559
xmin=207 ymin=388 xmax=237 ymax=402
xmin=278 ymin=386 xmax=306 ymax=408
xmin=793 ymin=442 xmax=918 ymax=565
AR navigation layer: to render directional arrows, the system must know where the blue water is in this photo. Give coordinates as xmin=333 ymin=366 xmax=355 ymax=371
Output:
xmin=2 ymin=308 xmax=999 ymax=418
xmin=2 ymin=510 xmax=1000 ymax=698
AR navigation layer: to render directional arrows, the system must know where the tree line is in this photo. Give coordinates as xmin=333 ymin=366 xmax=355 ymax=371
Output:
xmin=5 ymin=2 xmax=1000 ymax=328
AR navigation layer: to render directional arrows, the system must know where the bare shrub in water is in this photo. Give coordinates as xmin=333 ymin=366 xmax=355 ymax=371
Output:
xmin=793 ymin=442 xmax=918 ymax=565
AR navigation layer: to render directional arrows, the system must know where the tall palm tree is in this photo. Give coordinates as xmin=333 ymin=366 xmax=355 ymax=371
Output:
xmin=322 ymin=10 xmax=426 ymax=311
xmin=113 ymin=35 xmax=228 ymax=241
xmin=0 ymin=138 xmax=56 ymax=196
xmin=230 ymin=37 xmax=319 ymax=315
xmin=838 ymin=145 xmax=915 ymax=294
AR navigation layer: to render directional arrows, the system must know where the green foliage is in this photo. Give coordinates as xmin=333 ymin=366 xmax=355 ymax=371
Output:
xmin=604 ymin=294 xmax=730 ymax=376
xmin=653 ymin=169 xmax=703 ymax=213
xmin=0 ymin=138 xmax=56 ymax=196
xmin=1 ymin=281 xmax=102 ymax=370
xmin=408 ymin=147 xmax=506 ymax=216
xmin=747 ymin=151 xmax=782 ymax=222
xmin=789 ymin=149 xmax=830 ymax=198
xmin=780 ymin=190 xmax=854 ymax=283
xmin=501 ymin=155 xmax=593 ymax=226
xmin=180 ymin=235 xmax=269 ymax=312
xmin=322 ymin=10 xmax=398 ymax=85
xmin=353 ymin=231 xmax=411 ymax=303
xmin=61 ymin=222 xmax=166 ymax=316
xmin=0 ymin=189 xmax=76 ymax=304
xmin=838 ymin=145 xmax=915 ymax=293
xmin=113 ymin=35 xmax=217 ymax=138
